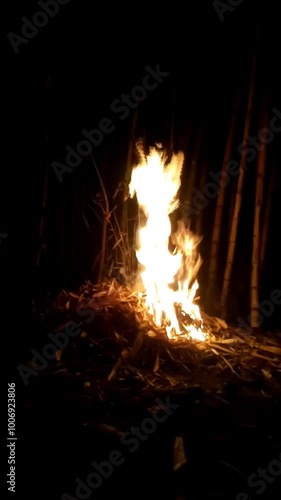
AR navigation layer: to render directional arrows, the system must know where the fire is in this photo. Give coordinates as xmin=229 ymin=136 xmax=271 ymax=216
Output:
xmin=129 ymin=145 xmax=207 ymax=342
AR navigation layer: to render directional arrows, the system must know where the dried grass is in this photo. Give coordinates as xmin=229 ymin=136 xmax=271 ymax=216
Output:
xmin=53 ymin=279 xmax=281 ymax=394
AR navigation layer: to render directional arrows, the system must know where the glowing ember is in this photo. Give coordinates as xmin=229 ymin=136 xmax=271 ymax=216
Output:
xmin=129 ymin=145 xmax=207 ymax=342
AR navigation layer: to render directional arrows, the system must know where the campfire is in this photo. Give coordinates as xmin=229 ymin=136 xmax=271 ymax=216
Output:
xmin=129 ymin=145 xmax=207 ymax=342
xmin=51 ymin=142 xmax=281 ymax=392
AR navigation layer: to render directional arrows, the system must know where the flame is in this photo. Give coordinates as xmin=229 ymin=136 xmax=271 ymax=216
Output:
xmin=129 ymin=146 xmax=207 ymax=342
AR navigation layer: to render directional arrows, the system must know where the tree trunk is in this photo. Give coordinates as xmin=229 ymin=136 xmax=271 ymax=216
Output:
xmin=250 ymin=107 xmax=268 ymax=327
xmin=220 ymin=49 xmax=257 ymax=317
xmin=207 ymin=88 xmax=241 ymax=309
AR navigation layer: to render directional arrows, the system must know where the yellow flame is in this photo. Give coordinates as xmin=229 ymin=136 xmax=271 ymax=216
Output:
xmin=129 ymin=146 xmax=207 ymax=341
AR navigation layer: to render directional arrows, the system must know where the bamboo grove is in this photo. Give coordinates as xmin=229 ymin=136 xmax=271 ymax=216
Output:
xmin=35 ymin=29 xmax=279 ymax=332
xmin=92 ymin=43 xmax=278 ymax=329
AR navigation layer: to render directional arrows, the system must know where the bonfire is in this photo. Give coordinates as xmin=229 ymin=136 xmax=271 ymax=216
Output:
xmin=52 ymin=142 xmax=281 ymax=392
xmin=129 ymin=145 xmax=206 ymax=342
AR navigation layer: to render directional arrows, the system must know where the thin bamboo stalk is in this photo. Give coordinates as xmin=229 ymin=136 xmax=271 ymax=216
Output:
xmin=260 ymin=161 xmax=276 ymax=273
xmin=220 ymin=49 xmax=257 ymax=317
xmin=122 ymin=108 xmax=139 ymax=277
xmin=135 ymin=137 xmax=146 ymax=164
xmin=91 ymin=156 xmax=109 ymax=284
xmin=36 ymin=77 xmax=50 ymax=267
xmin=228 ymin=179 xmax=236 ymax=242
xmin=187 ymin=134 xmax=201 ymax=202
xmin=186 ymin=133 xmax=202 ymax=230
xmin=208 ymin=88 xmax=241 ymax=292
xmin=126 ymin=108 xmax=139 ymax=178
xmin=250 ymin=107 xmax=268 ymax=327
xmin=170 ymin=84 xmax=176 ymax=156
xmin=195 ymin=158 xmax=208 ymax=235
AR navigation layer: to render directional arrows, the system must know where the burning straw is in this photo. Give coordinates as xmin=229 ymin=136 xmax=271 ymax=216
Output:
xmin=51 ymin=144 xmax=281 ymax=394
xmin=53 ymin=278 xmax=281 ymax=393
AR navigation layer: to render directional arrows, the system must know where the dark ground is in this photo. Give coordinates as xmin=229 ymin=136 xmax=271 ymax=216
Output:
xmin=14 ymin=283 xmax=281 ymax=500
xmin=19 ymin=369 xmax=281 ymax=500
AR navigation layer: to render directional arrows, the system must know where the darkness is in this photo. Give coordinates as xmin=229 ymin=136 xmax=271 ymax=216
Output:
xmin=2 ymin=0 xmax=281 ymax=499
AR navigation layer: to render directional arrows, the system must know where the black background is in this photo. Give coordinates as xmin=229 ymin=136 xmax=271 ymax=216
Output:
xmin=1 ymin=2 xmax=281 ymax=497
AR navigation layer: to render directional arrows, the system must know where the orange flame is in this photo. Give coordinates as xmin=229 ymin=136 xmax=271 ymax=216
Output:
xmin=129 ymin=146 xmax=207 ymax=341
